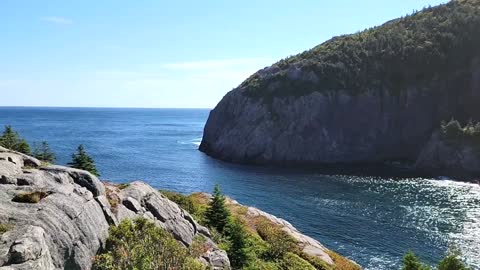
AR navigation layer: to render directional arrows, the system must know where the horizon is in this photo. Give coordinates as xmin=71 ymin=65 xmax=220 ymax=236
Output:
xmin=0 ymin=105 xmax=213 ymax=109
xmin=1 ymin=0 xmax=447 ymax=108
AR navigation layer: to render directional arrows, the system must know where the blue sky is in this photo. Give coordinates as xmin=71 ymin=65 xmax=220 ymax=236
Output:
xmin=0 ymin=0 xmax=447 ymax=108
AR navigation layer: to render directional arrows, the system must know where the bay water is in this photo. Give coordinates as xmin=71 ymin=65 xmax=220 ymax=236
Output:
xmin=1 ymin=107 xmax=479 ymax=269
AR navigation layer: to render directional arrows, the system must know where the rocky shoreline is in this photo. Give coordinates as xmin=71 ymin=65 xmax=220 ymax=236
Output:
xmin=0 ymin=146 xmax=353 ymax=269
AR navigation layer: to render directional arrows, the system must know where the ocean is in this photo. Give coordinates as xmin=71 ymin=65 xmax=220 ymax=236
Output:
xmin=1 ymin=107 xmax=479 ymax=269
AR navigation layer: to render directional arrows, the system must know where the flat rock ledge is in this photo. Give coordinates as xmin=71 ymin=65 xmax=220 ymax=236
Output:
xmin=0 ymin=147 xmax=230 ymax=270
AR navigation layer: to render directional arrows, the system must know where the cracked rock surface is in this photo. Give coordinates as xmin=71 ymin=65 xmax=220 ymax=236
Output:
xmin=0 ymin=146 xmax=230 ymax=270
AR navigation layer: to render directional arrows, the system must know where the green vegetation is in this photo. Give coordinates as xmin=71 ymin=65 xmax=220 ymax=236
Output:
xmin=174 ymin=187 xmax=360 ymax=270
xmin=68 ymin=144 xmax=100 ymax=176
xmin=205 ymin=184 xmax=230 ymax=233
xmin=402 ymin=250 xmax=469 ymax=270
xmin=33 ymin=141 xmax=56 ymax=163
xmin=161 ymin=189 xmax=200 ymax=218
xmin=403 ymin=251 xmax=431 ymax=270
xmin=0 ymin=224 xmax=13 ymax=235
xmin=93 ymin=218 xmax=206 ymax=270
xmin=243 ymin=0 xmax=480 ymax=99
xmin=117 ymin=183 xmax=129 ymax=190
xmin=441 ymin=119 xmax=480 ymax=142
xmin=0 ymin=126 xmax=31 ymax=154
xmin=12 ymin=191 xmax=48 ymax=203
xmin=225 ymin=218 xmax=250 ymax=269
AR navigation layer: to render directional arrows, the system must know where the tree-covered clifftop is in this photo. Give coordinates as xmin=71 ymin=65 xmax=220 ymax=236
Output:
xmin=243 ymin=0 xmax=480 ymax=98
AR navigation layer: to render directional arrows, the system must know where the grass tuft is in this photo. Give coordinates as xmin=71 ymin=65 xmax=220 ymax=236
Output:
xmin=12 ymin=191 xmax=48 ymax=203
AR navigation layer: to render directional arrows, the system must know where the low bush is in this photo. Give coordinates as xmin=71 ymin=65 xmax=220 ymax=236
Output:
xmin=441 ymin=119 xmax=480 ymax=141
xmin=256 ymin=219 xmax=298 ymax=261
xmin=0 ymin=224 xmax=13 ymax=235
xmin=279 ymin=252 xmax=316 ymax=270
xmin=160 ymin=190 xmax=198 ymax=216
xmin=117 ymin=183 xmax=129 ymax=190
xmin=12 ymin=191 xmax=48 ymax=203
xmin=401 ymin=250 xmax=470 ymax=270
xmin=92 ymin=218 xmax=205 ymax=270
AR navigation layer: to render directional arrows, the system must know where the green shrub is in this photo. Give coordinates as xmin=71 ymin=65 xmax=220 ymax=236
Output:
xmin=117 ymin=183 xmax=129 ymax=190
xmin=401 ymin=250 xmax=470 ymax=270
xmin=440 ymin=119 xmax=480 ymax=149
xmin=402 ymin=251 xmax=431 ymax=270
xmin=12 ymin=191 xmax=48 ymax=203
xmin=297 ymin=252 xmax=333 ymax=270
xmin=437 ymin=250 xmax=469 ymax=270
xmin=244 ymin=260 xmax=280 ymax=270
xmin=442 ymin=119 xmax=463 ymax=139
xmin=92 ymin=218 xmax=205 ymax=270
xmin=0 ymin=224 xmax=13 ymax=235
xmin=279 ymin=252 xmax=316 ymax=270
xmin=256 ymin=220 xmax=297 ymax=261
xmin=160 ymin=190 xmax=199 ymax=217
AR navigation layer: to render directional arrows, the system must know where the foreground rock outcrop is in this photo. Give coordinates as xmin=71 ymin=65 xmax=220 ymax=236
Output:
xmin=0 ymin=145 xmax=357 ymax=269
xmin=0 ymin=146 xmax=229 ymax=270
xmin=200 ymin=1 xmax=480 ymax=177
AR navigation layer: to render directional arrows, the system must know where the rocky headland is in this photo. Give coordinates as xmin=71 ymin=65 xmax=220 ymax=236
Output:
xmin=200 ymin=0 xmax=480 ymax=179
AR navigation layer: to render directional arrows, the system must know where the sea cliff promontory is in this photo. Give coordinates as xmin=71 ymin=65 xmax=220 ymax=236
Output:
xmin=200 ymin=0 xmax=480 ymax=177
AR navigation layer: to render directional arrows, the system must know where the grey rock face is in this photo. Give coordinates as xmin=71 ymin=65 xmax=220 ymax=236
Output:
xmin=415 ymin=131 xmax=480 ymax=176
xmin=0 ymin=149 xmax=109 ymax=270
xmin=106 ymin=182 xmax=230 ymax=269
xmin=200 ymin=62 xmax=480 ymax=169
xmin=0 ymin=225 xmax=54 ymax=270
xmin=0 ymin=149 xmax=231 ymax=269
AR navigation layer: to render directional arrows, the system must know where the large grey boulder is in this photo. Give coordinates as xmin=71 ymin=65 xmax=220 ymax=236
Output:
xmin=0 ymin=149 xmax=109 ymax=270
xmin=105 ymin=182 xmax=231 ymax=269
xmin=0 ymin=225 xmax=54 ymax=270
xmin=0 ymin=148 xmax=230 ymax=269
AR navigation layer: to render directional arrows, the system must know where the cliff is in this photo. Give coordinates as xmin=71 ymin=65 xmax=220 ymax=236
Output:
xmin=200 ymin=0 xmax=480 ymax=176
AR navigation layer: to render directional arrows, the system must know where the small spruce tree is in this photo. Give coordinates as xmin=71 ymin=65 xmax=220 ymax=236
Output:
xmin=0 ymin=126 xmax=31 ymax=154
xmin=33 ymin=141 xmax=56 ymax=163
xmin=402 ymin=251 xmax=431 ymax=270
xmin=226 ymin=218 xmax=249 ymax=269
xmin=68 ymin=144 xmax=99 ymax=176
xmin=205 ymin=184 xmax=230 ymax=233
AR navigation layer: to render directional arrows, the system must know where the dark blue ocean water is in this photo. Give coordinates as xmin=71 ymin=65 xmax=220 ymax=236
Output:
xmin=0 ymin=107 xmax=479 ymax=270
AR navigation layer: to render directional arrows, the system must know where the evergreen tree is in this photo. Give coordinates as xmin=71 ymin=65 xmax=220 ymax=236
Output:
xmin=0 ymin=126 xmax=31 ymax=154
xmin=226 ymin=218 xmax=249 ymax=269
xmin=402 ymin=251 xmax=431 ymax=270
xmin=33 ymin=141 xmax=56 ymax=163
xmin=437 ymin=250 xmax=469 ymax=270
xmin=68 ymin=144 xmax=99 ymax=176
xmin=205 ymin=184 xmax=230 ymax=233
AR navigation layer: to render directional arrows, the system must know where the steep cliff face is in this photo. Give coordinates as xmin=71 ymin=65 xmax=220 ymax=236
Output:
xmin=415 ymin=131 xmax=480 ymax=176
xmin=200 ymin=0 xmax=480 ymax=170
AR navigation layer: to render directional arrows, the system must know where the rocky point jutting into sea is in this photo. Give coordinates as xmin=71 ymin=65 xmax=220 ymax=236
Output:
xmin=0 ymin=146 xmax=357 ymax=269
xmin=200 ymin=0 xmax=480 ymax=178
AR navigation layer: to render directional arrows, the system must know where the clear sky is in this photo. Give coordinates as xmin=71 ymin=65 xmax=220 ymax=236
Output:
xmin=1 ymin=0 xmax=448 ymax=108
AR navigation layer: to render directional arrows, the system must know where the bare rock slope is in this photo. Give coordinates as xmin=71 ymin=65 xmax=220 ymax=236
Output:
xmin=0 ymin=146 xmax=229 ymax=270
